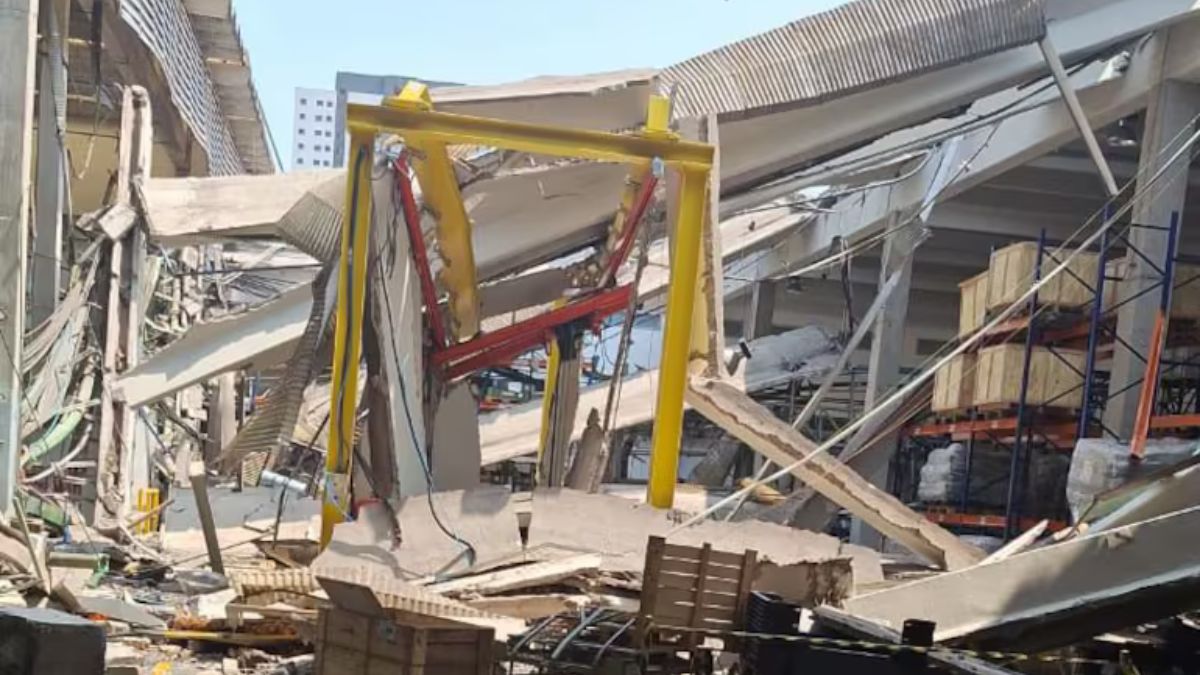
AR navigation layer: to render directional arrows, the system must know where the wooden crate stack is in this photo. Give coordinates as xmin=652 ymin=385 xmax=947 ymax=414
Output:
xmin=938 ymin=241 xmax=1097 ymax=414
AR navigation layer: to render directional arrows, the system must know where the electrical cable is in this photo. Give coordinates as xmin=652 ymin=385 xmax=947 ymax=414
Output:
xmin=673 ymin=108 xmax=1200 ymax=533
xmin=384 ymin=155 xmax=476 ymax=565
xmin=725 ymin=51 xmax=1104 ymax=216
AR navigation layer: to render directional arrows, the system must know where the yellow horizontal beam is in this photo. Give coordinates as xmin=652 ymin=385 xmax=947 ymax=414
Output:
xmin=347 ymin=103 xmax=714 ymax=170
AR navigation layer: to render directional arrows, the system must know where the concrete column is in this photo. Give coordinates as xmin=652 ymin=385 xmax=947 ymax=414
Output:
xmin=853 ymin=215 xmax=917 ymax=547
xmin=30 ymin=0 xmax=64 ymax=325
xmin=0 ymin=0 xmax=37 ymax=515
xmin=205 ymin=373 xmax=237 ymax=463
xmin=1105 ymin=81 xmax=1200 ymax=439
xmin=745 ymin=279 xmax=777 ymax=341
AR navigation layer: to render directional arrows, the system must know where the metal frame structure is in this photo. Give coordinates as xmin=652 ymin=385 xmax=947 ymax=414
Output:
xmin=323 ymin=82 xmax=714 ymax=543
xmin=904 ymin=213 xmax=1199 ymax=538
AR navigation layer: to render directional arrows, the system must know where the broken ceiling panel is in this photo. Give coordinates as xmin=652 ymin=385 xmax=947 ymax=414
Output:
xmin=218 ymin=268 xmax=336 ymax=476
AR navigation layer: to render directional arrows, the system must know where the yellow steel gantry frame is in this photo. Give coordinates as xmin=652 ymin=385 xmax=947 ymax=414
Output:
xmin=323 ymin=84 xmax=714 ymax=545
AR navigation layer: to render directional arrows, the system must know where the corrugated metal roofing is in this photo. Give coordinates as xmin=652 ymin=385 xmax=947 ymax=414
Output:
xmin=660 ymin=0 xmax=1045 ymax=120
xmin=120 ymin=0 xmax=244 ymax=174
xmin=185 ymin=1 xmax=276 ymax=174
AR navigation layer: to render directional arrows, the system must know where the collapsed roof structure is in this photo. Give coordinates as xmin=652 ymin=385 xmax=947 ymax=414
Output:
xmin=8 ymin=0 xmax=1200 ymax=672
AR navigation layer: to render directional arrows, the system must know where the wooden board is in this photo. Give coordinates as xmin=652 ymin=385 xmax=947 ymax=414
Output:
xmin=932 ymin=353 xmax=975 ymax=413
xmin=973 ymin=344 xmax=1085 ymax=408
xmin=986 ymin=242 xmax=1099 ymax=312
xmin=958 ymin=271 xmax=988 ymax=336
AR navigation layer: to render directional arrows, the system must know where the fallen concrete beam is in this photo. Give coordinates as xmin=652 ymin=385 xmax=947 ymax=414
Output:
xmin=113 ymin=284 xmax=312 ymax=407
xmin=426 ymin=553 xmax=602 ymax=596
xmin=844 ymin=504 xmax=1200 ymax=651
xmin=142 ymin=170 xmax=342 ymax=245
xmin=684 ymin=377 xmax=984 ymax=571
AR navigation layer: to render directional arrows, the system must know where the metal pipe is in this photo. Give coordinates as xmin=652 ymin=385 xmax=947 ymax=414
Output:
xmin=1039 ymin=36 xmax=1120 ymax=198
xmin=1078 ymin=211 xmax=1111 ymax=440
xmin=647 ymin=167 xmax=709 ymax=509
xmin=960 ymin=414 xmax=976 ymax=512
xmin=260 ymin=470 xmax=308 ymax=496
xmin=1130 ymin=212 xmax=1180 ymax=458
xmin=1005 ymin=230 xmax=1045 ymax=539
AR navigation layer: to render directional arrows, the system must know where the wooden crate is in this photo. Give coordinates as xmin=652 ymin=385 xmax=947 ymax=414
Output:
xmin=958 ymin=272 xmax=989 ymax=336
xmin=315 ymin=607 xmax=493 ymax=675
xmin=932 ymin=353 xmax=976 ymax=413
xmin=973 ymin=344 xmax=1085 ymax=409
xmin=986 ymin=242 xmax=1099 ymax=312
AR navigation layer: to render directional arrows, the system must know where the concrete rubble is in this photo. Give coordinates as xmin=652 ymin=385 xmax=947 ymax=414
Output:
xmin=8 ymin=0 xmax=1200 ymax=673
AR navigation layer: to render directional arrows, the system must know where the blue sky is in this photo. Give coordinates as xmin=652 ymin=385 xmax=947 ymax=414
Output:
xmin=231 ymin=0 xmax=842 ymax=168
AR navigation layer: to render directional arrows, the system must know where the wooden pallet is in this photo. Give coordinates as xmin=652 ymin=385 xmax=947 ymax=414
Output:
xmin=927 ymin=402 xmax=1081 ymax=424
xmin=638 ymin=537 xmax=757 ymax=651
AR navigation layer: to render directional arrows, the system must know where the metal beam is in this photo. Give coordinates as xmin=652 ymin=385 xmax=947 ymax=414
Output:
xmin=647 ymin=166 xmax=708 ymax=508
xmin=0 ymin=0 xmax=36 ymax=515
xmin=346 ymin=102 xmax=714 ymax=169
xmin=1038 ymin=35 xmax=1120 ymax=197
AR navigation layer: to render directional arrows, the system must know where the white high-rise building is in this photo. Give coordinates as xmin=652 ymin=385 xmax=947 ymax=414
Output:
xmin=291 ymin=87 xmax=337 ymax=170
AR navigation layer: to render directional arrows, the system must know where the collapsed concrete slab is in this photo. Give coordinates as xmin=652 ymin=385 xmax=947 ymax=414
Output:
xmin=843 ymin=504 xmax=1200 ymax=651
xmin=313 ymin=487 xmax=883 ymax=590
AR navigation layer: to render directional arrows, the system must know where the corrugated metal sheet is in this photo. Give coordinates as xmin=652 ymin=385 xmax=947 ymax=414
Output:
xmin=219 ymin=267 xmax=336 ymax=475
xmin=120 ymin=0 xmax=244 ymax=174
xmin=184 ymin=1 xmax=275 ymax=174
xmin=660 ymin=0 xmax=1045 ymax=120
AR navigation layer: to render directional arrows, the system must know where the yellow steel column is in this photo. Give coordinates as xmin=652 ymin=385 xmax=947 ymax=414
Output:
xmin=386 ymin=82 xmax=480 ymax=339
xmin=322 ymin=131 xmax=374 ymax=547
xmin=647 ymin=166 xmax=708 ymax=508
xmin=536 ymin=336 xmax=561 ymax=483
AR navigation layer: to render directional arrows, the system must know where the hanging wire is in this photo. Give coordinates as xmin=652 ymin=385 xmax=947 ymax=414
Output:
xmin=672 ymin=107 xmax=1200 ymax=532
